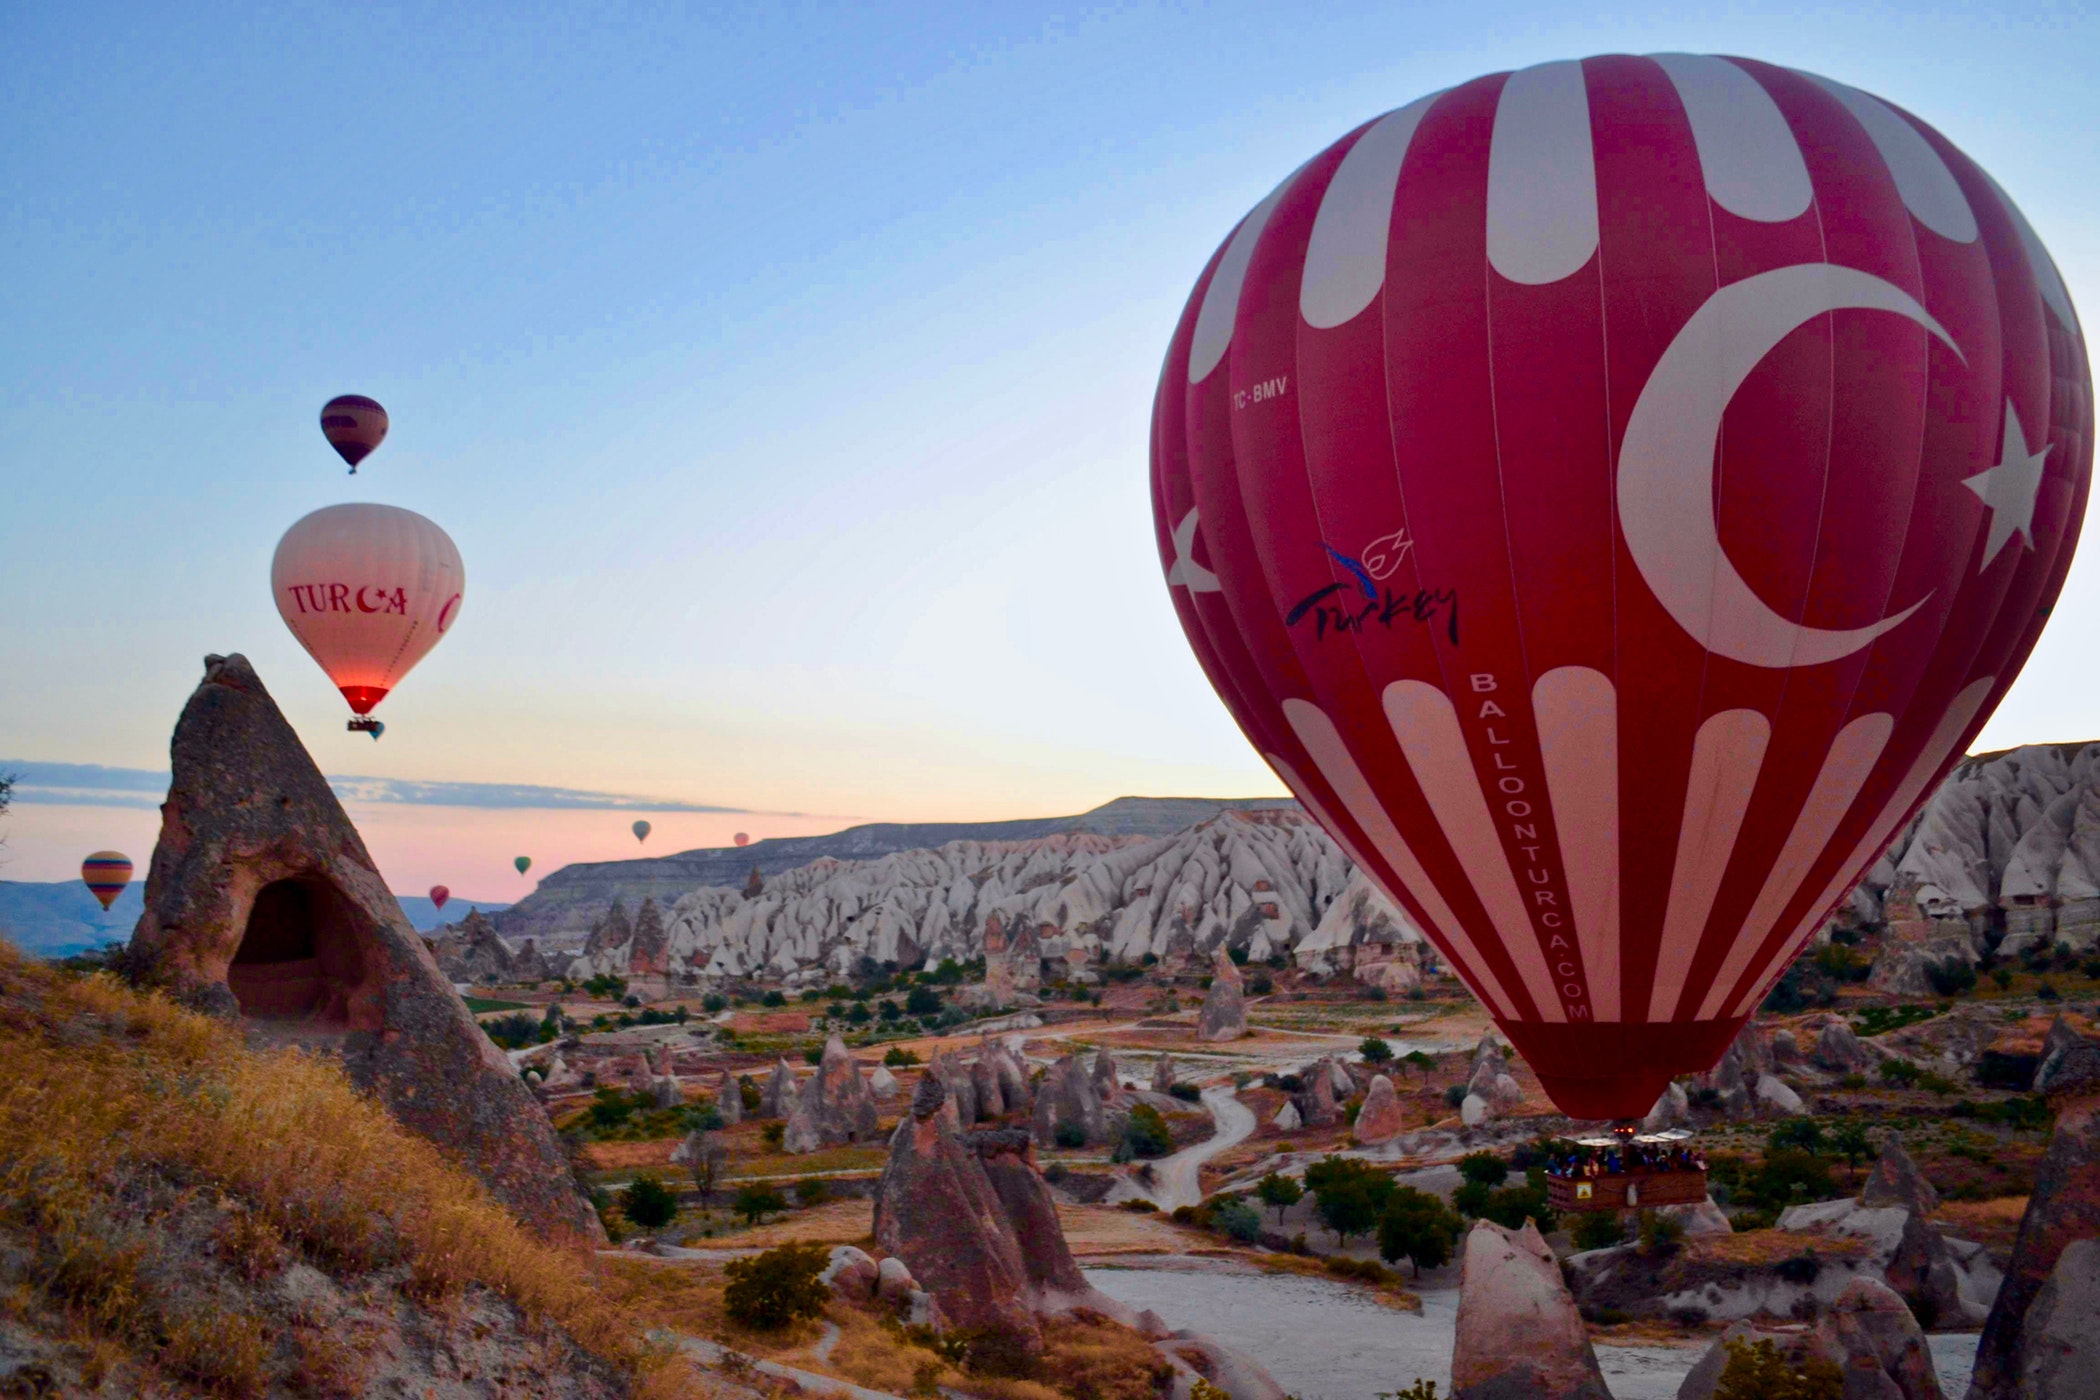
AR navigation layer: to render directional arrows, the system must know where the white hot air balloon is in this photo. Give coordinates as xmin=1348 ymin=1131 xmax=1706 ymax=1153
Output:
xmin=271 ymin=503 xmax=463 ymax=734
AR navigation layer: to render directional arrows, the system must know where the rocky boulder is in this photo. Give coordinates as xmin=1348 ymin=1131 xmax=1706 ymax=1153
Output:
xmin=2010 ymin=1237 xmax=2100 ymax=1399
xmin=122 ymin=654 xmax=598 ymax=1242
xmin=2036 ymin=1015 xmax=2100 ymax=1097
xmin=1272 ymin=1101 xmax=1302 ymax=1132
xmin=1300 ymin=1059 xmax=1340 ymax=1128
xmin=1091 ymin=1045 xmax=1120 ymax=1098
xmin=971 ymin=1128 xmax=1091 ymax=1303
xmin=1644 ymin=1080 xmax=1691 ymax=1132
xmin=1152 ymin=1054 xmax=1176 ymax=1095
xmin=1862 ymin=1141 xmax=1941 ymax=1215
xmin=1970 ymin=1093 xmax=2100 ymax=1397
xmin=1032 ymin=1053 xmax=1109 ymax=1147
xmin=1452 ymin=1219 xmax=1611 ymax=1400
xmin=1815 ymin=1016 xmax=1875 ymax=1074
xmin=1676 ymin=1277 xmax=1941 ymax=1400
xmin=783 ymin=1035 xmax=881 ymax=1153
xmin=873 ymin=1077 xmax=1040 ymax=1351
xmin=820 ymin=1245 xmax=879 ymax=1298
xmin=869 ymin=1065 xmax=899 ymax=1098
xmin=1198 ymin=947 xmax=1247 ymax=1041
xmin=970 ymin=1052 xmax=1005 ymax=1120
xmin=759 ymin=1058 xmax=799 ymax=1118
xmin=435 ymin=908 xmax=517 ymax=985
xmin=714 ymin=1069 xmax=743 ymax=1126
xmin=1354 ymin=1074 xmax=1406 ymax=1144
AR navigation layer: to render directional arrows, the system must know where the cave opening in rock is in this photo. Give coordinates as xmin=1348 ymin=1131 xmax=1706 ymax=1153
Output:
xmin=228 ymin=877 xmax=381 ymax=1030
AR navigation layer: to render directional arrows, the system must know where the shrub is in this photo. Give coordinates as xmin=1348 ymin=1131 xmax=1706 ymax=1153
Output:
xmin=1741 ymin=1150 xmax=1838 ymax=1212
xmin=1378 ymin=1186 xmax=1462 ymax=1275
xmin=1458 ymin=1151 xmax=1509 ymax=1187
xmin=1121 ymin=1104 xmax=1175 ymax=1159
xmin=1168 ymin=1082 xmax=1202 ymax=1103
xmin=722 ymin=1242 xmax=831 ymax=1331
xmin=732 ymin=1183 xmax=788 ymax=1226
xmin=1714 ymin=1338 xmax=1843 ymax=1399
xmin=1571 ymin=1211 xmax=1626 ymax=1252
xmin=1638 ymin=1209 xmax=1684 ymax=1255
xmin=761 ymin=1122 xmax=785 ymax=1150
xmin=619 ymin=1176 xmax=679 ymax=1229
xmin=1212 ymin=1197 xmax=1264 ymax=1243
xmin=803 ymin=1046 xmax=824 ymax=1065
xmin=1443 ymin=1085 xmax=1467 ymax=1109
xmin=1766 ymin=1119 xmax=1824 ymax=1155
xmin=795 ymin=1177 xmax=830 ymax=1207
xmin=883 ymin=1046 xmax=922 ymax=1067
xmin=481 ymin=1012 xmax=543 ymax=1049
xmin=738 ymin=1075 xmax=762 ymax=1112
xmin=1054 ymin=1121 xmax=1089 ymax=1150
xmin=1359 ymin=1036 xmax=1394 ymax=1065
xmin=1120 ymin=1198 xmax=1158 ymax=1213
xmin=904 ymin=986 xmax=943 ymax=1018
xmin=1879 ymin=1058 xmax=1922 ymax=1088
xmin=1992 ymin=967 xmax=2016 ymax=989
xmin=1812 ymin=944 xmax=1871 ymax=983
xmin=1479 ymin=1184 xmax=1556 ymax=1233
xmin=1247 ymin=973 xmax=1274 ymax=995
xmin=1925 ymin=957 xmax=1977 ymax=996
xmin=702 ymin=993 xmax=727 ymax=1012
xmin=2037 ymin=979 xmax=2061 ymax=1002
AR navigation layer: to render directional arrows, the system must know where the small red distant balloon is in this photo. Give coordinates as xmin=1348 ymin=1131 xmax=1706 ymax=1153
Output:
xmin=733 ymin=832 xmax=750 ymax=848
xmin=429 ymin=885 xmax=450 ymax=911
xmin=320 ymin=394 xmax=389 ymax=473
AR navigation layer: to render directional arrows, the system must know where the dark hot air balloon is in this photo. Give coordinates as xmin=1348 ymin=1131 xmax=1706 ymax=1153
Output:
xmin=81 ymin=852 xmax=133 ymax=911
xmin=320 ymin=395 xmax=388 ymax=472
xmin=272 ymin=503 xmax=463 ymax=735
xmin=514 ymin=856 xmax=532 ymax=876
xmin=1153 ymin=55 xmax=2088 ymax=1120
xmin=632 ymin=820 xmax=651 ymax=844
xmin=733 ymin=832 xmax=750 ymax=847
xmin=429 ymin=885 xmax=450 ymax=911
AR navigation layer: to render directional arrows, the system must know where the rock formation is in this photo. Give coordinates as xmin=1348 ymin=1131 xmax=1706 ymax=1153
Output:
xmin=1151 ymin=1054 xmax=1176 ymax=1095
xmin=1272 ymin=1101 xmax=1302 ymax=1132
xmin=1198 ymin=947 xmax=1247 ymax=1042
xmin=1451 ymin=1219 xmax=1611 ymax=1400
xmin=1814 ymin=1016 xmax=1875 ymax=1074
xmin=1299 ymin=1060 xmax=1340 ymax=1128
xmin=759 ymin=1058 xmax=799 ymax=1118
xmin=2009 ymin=1238 xmax=2100 ymax=1399
xmin=714 ymin=1068 xmax=742 ymax=1125
xmin=873 ymin=1077 xmax=1041 ymax=1351
xmin=122 ymin=654 xmax=598 ymax=1241
xmin=434 ymin=908 xmax=537 ymax=985
xmin=1354 ymin=1074 xmax=1405 ymax=1144
xmin=1862 ymin=1141 xmax=1941 ymax=1214
xmin=783 ymin=1035 xmax=880 ymax=1152
xmin=971 ymin=1128 xmax=1092 ymax=1304
xmin=626 ymin=897 xmax=670 ymax=979
xmin=972 ymin=1052 xmax=1006 ymax=1120
xmin=869 ymin=1065 xmax=898 ymax=1098
xmin=2036 ymin=1015 xmax=2100 ymax=1096
xmin=1032 ymin=1053 xmax=1109 ymax=1147
xmin=1091 ymin=1045 xmax=1120 ymax=1098
xmin=1675 ymin=1277 xmax=1940 ymax=1400
xmin=1969 ymin=1075 xmax=2100 ymax=1396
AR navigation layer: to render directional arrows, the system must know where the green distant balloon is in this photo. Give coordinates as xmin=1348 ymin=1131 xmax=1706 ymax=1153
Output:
xmin=514 ymin=856 xmax=532 ymax=876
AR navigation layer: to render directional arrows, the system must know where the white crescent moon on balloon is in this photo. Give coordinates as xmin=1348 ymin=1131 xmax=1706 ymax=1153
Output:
xmin=1617 ymin=262 xmax=1959 ymax=669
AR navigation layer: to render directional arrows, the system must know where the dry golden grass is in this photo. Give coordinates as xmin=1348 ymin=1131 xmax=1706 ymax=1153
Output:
xmin=727 ymin=1145 xmax=889 ymax=1179
xmin=718 ymin=1199 xmax=876 ymax=1248
xmin=0 ymin=939 xmax=679 ymax=1394
xmin=1688 ymin=1229 xmax=1870 ymax=1266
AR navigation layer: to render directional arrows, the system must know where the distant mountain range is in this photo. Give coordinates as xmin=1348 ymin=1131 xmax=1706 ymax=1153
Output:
xmin=491 ymin=796 xmax=1299 ymax=944
xmin=0 ymin=881 xmax=506 ymax=956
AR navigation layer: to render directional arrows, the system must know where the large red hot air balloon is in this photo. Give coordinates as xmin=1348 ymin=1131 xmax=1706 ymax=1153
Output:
xmin=272 ymin=503 xmax=464 ymax=734
xmin=1153 ymin=55 xmax=2089 ymax=1121
xmin=81 ymin=852 xmax=133 ymax=911
xmin=320 ymin=395 xmax=388 ymax=473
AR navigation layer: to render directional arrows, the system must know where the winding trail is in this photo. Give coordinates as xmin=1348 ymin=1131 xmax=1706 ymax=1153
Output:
xmin=1136 ymin=1086 xmax=1257 ymax=1212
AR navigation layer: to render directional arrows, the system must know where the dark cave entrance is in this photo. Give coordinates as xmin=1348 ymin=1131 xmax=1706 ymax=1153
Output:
xmin=227 ymin=877 xmax=382 ymax=1030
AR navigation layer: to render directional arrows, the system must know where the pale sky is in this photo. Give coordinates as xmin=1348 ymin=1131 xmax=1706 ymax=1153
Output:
xmin=4 ymin=3 xmax=2097 ymax=895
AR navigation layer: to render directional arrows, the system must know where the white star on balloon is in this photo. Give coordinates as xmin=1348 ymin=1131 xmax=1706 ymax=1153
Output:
xmin=1963 ymin=399 xmax=2051 ymax=573
xmin=1166 ymin=508 xmax=1222 ymax=593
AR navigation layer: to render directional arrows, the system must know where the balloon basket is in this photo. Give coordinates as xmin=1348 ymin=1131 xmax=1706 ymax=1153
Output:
xmin=347 ymin=716 xmax=383 ymax=738
xmin=1546 ymin=1125 xmax=1708 ymax=1213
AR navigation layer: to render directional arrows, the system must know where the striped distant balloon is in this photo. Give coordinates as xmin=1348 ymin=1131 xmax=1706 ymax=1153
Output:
xmin=1153 ymin=55 xmax=2089 ymax=1120
xmin=81 ymin=852 xmax=133 ymax=911
xmin=320 ymin=394 xmax=388 ymax=472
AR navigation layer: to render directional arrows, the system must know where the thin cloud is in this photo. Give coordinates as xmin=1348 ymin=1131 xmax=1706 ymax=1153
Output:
xmin=2 ymin=760 xmax=785 ymax=815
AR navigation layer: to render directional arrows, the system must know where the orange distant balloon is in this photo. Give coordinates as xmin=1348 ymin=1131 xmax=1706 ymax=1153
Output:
xmin=81 ymin=851 xmax=133 ymax=910
xmin=733 ymin=832 xmax=750 ymax=848
xmin=320 ymin=395 xmax=388 ymax=473
xmin=429 ymin=885 xmax=450 ymax=911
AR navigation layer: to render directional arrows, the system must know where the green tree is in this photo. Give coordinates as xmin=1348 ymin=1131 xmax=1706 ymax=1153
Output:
xmin=1457 ymin=1151 xmax=1508 ymax=1187
xmin=795 ymin=1177 xmax=830 ymax=1207
xmin=1377 ymin=1186 xmax=1462 ymax=1276
xmin=1306 ymin=1157 xmax=1393 ymax=1244
xmin=1212 ymin=1197 xmax=1264 ymax=1243
xmin=1360 ymin=1036 xmax=1394 ymax=1065
xmin=619 ymin=1176 xmax=680 ymax=1229
xmin=1479 ymin=1183 xmax=1556 ymax=1233
xmin=723 ymin=1243 xmax=832 ymax=1331
xmin=733 ymin=1182 xmax=789 ymax=1226
xmin=687 ymin=1134 xmax=725 ymax=1203
xmin=1570 ymin=1210 xmax=1626 ymax=1251
xmin=884 ymin=1045 xmax=922 ymax=1067
xmin=1714 ymin=1338 xmax=1843 ymax=1400
xmin=1255 ymin=1172 xmax=1303 ymax=1222
xmin=1828 ymin=1121 xmax=1873 ymax=1179
xmin=904 ymin=985 xmax=943 ymax=1018
xmin=1766 ymin=1118 xmax=1824 ymax=1155
xmin=1401 ymin=1049 xmax=1435 ymax=1082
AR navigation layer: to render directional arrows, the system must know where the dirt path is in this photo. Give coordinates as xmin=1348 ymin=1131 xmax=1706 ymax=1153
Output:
xmin=1116 ymin=1086 xmax=1256 ymax=1212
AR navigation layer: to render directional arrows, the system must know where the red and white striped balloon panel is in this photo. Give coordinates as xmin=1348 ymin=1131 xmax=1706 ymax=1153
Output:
xmin=1152 ymin=54 xmax=2090 ymax=1119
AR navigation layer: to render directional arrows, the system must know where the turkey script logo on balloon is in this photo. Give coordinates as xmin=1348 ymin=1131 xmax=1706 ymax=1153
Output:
xmin=1152 ymin=55 xmax=2089 ymax=1120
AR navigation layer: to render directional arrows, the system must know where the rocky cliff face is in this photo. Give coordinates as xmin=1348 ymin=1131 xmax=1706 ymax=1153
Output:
xmin=565 ymin=809 xmax=1428 ymax=987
